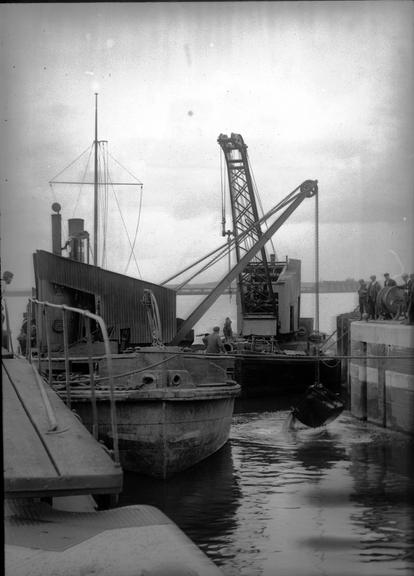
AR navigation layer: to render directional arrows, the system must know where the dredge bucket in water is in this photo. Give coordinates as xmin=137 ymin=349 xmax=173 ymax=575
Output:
xmin=291 ymin=384 xmax=344 ymax=428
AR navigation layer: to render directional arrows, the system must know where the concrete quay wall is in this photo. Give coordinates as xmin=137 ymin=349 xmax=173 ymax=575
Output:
xmin=349 ymin=322 xmax=414 ymax=435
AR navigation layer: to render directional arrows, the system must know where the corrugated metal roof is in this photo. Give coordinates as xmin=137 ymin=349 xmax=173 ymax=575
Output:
xmin=33 ymin=250 xmax=177 ymax=344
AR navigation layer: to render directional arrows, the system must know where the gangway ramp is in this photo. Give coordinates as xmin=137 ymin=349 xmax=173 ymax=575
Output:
xmin=3 ymin=356 xmax=122 ymax=498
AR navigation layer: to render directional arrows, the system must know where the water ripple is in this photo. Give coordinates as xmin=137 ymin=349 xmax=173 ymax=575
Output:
xmin=120 ymin=404 xmax=414 ymax=576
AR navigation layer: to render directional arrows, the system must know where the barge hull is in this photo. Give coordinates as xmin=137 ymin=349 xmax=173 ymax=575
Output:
xmin=71 ymin=391 xmax=237 ymax=479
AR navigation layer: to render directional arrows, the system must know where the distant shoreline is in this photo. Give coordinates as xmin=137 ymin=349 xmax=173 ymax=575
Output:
xmin=5 ymin=281 xmax=359 ymax=297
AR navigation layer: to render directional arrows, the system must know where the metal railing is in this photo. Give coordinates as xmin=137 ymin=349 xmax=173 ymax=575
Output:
xmin=27 ymin=298 xmax=119 ymax=464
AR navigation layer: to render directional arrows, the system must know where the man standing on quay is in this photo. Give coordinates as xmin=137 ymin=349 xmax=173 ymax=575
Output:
xmin=367 ymin=275 xmax=381 ymax=320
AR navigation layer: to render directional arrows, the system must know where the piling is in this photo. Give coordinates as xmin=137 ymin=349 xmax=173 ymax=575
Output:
xmin=348 ymin=321 xmax=414 ymax=434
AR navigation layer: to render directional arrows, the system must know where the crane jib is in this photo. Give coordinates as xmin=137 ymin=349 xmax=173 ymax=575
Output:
xmin=170 ymin=179 xmax=318 ymax=345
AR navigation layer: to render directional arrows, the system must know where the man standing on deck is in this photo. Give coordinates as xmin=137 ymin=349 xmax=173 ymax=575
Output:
xmin=384 ymin=273 xmax=397 ymax=287
xmin=407 ymin=273 xmax=414 ymax=324
xmin=357 ymin=279 xmax=368 ymax=320
xmin=206 ymin=326 xmax=226 ymax=354
xmin=367 ymin=275 xmax=381 ymax=320
xmin=223 ymin=317 xmax=233 ymax=342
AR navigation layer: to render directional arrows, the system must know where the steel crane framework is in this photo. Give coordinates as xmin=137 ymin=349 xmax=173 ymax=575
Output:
xmin=218 ymin=133 xmax=278 ymax=320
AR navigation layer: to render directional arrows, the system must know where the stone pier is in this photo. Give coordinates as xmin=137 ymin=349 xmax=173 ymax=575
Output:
xmin=349 ymin=321 xmax=414 ymax=435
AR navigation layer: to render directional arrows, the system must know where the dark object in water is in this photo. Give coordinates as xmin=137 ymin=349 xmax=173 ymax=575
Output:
xmin=291 ymin=383 xmax=344 ymax=428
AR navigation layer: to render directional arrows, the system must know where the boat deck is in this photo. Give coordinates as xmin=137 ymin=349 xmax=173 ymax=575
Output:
xmin=3 ymin=356 xmax=122 ymax=498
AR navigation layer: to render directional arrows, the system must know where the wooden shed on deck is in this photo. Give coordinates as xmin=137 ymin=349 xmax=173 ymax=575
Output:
xmin=33 ymin=250 xmax=177 ymax=350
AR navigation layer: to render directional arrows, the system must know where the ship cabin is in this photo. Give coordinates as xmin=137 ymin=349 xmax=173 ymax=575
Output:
xmin=33 ymin=249 xmax=179 ymax=355
xmin=237 ymin=257 xmax=301 ymax=339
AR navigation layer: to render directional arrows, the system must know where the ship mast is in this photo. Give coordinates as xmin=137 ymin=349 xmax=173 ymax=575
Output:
xmin=49 ymin=93 xmax=143 ymax=274
xmin=93 ymin=93 xmax=99 ymax=266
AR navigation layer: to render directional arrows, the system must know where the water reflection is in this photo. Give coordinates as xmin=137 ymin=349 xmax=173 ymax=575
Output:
xmin=119 ymin=400 xmax=414 ymax=576
xmin=118 ymin=441 xmax=242 ymax=545
xmin=348 ymin=436 xmax=414 ymax=569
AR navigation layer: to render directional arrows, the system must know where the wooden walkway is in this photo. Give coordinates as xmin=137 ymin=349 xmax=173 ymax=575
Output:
xmin=3 ymin=356 xmax=122 ymax=498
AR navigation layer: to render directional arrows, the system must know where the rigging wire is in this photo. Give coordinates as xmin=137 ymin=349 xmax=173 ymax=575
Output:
xmin=124 ymin=184 xmax=143 ymax=277
xmin=48 ymin=144 xmax=94 ymax=214
xmin=220 ymin=147 xmax=233 ymax=301
xmin=107 ymin=151 xmax=143 ymax=276
xmin=48 ymin=182 xmax=58 ymax=204
xmin=100 ymin=142 xmax=109 ymax=269
xmin=227 ymin=234 xmax=232 ymax=301
xmin=47 ymin=138 xmax=144 ymax=275
xmin=161 ymin=243 xmax=232 ymax=285
xmin=249 ymin=157 xmax=276 ymax=257
xmin=161 ymin=182 xmax=304 ymax=287
xmin=106 ymin=170 xmax=143 ymax=278
xmin=71 ymin=145 xmax=94 ymax=218
xmin=49 ymin=144 xmax=95 ymax=184
xmin=175 ymin=241 xmax=233 ymax=291
xmin=220 ymin=148 xmax=226 ymax=236
xmin=108 ymin=152 xmax=143 ymax=184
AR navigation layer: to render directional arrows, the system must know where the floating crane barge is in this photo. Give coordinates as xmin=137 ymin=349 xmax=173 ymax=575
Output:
xmin=168 ymin=133 xmax=341 ymax=396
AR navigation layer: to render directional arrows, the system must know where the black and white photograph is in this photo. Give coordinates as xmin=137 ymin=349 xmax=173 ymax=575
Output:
xmin=1 ymin=2 xmax=413 ymax=575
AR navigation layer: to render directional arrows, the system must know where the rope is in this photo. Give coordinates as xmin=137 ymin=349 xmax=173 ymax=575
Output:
xmin=49 ymin=144 xmax=94 ymax=183
xmin=100 ymin=142 xmax=109 ymax=268
xmin=71 ymin=145 xmax=94 ymax=218
xmin=124 ymin=184 xmax=143 ymax=277
xmin=175 ymin=242 xmax=232 ymax=291
xmin=108 ymin=152 xmax=143 ymax=184
xmin=250 ymin=158 xmax=276 ymax=257
xmin=220 ymin=147 xmax=226 ymax=236
xmin=48 ymin=182 xmax=58 ymax=204
xmin=107 ymin=171 xmax=142 ymax=278
xmin=163 ymin=183 xmax=306 ymax=288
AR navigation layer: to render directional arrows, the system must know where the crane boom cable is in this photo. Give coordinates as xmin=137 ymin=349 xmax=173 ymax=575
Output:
xmin=171 ymin=180 xmax=317 ymax=345
xmin=161 ymin=243 xmax=231 ymax=285
xmin=173 ymin=185 xmax=307 ymax=290
xmin=175 ymin=242 xmax=234 ymax=291
xmin=249 ymin=158 xmax=276 ymax=257
xmin=220 ymin=148 xmax=225 ymax=235
xmin=162 ymin=183 xmax=305 ymax=287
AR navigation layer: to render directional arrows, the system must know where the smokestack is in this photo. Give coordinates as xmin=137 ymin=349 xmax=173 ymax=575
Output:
xmin=68 ymin=218 xmax=85 ymax=262
xmin=51 ymin=203 xmax=62 ymax=255
xmin=68 ymin=218 xmax=85 ymax=237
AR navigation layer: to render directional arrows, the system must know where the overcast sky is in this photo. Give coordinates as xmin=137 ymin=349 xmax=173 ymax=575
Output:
xmin=1 ymin=1 xmax=413 ymax=290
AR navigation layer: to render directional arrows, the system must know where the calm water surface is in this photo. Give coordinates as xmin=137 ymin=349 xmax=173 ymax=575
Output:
xmin=6 ymin=296 xmax=413 ymax=574
xmin=118 ymin=397 xmax=414 ymax=576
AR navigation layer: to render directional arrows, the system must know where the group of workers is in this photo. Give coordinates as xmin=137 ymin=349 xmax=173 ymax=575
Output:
xmin=357 ymin=272 xmax=414 ymax=323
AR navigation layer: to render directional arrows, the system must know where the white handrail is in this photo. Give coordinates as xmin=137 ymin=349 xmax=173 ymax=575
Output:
xmin=28 ymin=298 xmax=120 ymax=464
